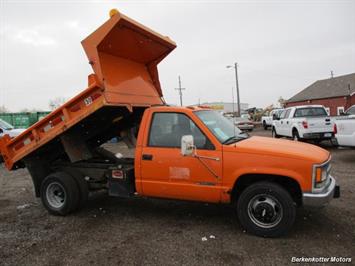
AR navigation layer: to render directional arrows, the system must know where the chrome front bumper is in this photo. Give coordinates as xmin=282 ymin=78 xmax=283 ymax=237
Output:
xmin=302 ymin=176 xmax=340 ymax=207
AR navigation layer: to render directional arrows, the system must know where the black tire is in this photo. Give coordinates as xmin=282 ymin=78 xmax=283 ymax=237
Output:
xmin=292 ymin=129 xmax=300 ymax=141
xmin=271 ymin=127 xmax=280 ymax=138
xmin=40 ymin=172 xmax=80 ymax=216
xmin=330 ymin=138 xmax=338 ymax=147
xmin=71 ymin=172 xmax=89 ymax=210
xmin=263 ymin=121 xmax=267 ymax=130
xmin=236 ymin=182 xmax=296 ymax=237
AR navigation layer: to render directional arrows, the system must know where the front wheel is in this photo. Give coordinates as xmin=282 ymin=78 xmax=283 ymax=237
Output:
xmin=236 ymin=182 xmax=296 ymax=237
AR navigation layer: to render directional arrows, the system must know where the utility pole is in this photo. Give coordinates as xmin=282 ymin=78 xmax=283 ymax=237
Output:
xmin=227 ymin=63 xmax=241 ymax=117
xmin=175 ymin=76 xmax=185 ymax=106
xmin=234 ymin=62 xmax=241 ymax=117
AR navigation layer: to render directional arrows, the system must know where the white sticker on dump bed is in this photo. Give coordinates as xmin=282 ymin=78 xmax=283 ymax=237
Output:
xmin=84 ymin=96 xmax=93 ymax=106
xmin=169 ymin=167 xmax=190 ymax=180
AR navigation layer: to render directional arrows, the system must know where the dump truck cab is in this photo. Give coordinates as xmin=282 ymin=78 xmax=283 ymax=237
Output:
xmin=0 ymin=10 xmax=340 ymax=238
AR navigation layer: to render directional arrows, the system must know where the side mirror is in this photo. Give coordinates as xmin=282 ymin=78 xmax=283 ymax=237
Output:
xmin=181 ymin=135 xmax=194 ymax=156
xmin=272 ymin=114 xmax=277 ymax=120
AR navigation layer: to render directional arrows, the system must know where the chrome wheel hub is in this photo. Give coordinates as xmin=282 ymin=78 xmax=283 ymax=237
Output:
xmin=247 ymin=194 xmax=283 ymax=228
xmin=46 ymin=182 xmax=66 ymax=209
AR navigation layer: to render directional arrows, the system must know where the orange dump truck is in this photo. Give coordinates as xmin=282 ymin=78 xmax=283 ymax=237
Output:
xmin=0 ymin=10 xmax=339 ymax=237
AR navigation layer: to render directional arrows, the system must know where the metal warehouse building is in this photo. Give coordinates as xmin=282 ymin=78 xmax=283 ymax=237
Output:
xmin=286 ymin=73 xmax=355 ymax=116
xmin=200 ymin=102 xmax=249 ymax=114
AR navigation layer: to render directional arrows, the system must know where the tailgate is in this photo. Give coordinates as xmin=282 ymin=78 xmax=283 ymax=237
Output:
xmin=337 ymin=118 xmax=355 ymax=135
xmin=82 ymin=10 xmax=176 ymax=106
xmin=306 ymin=117 xmax=333 ymax=133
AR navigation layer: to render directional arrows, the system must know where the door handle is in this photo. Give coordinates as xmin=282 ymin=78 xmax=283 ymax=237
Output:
xmin=142 ymin=154 xmax=153 ymax=161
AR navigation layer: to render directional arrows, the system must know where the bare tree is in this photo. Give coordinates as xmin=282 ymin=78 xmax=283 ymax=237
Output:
xmin=0 ymin=105 xmax=9 ymax=113
xmin=49 ymin=97 xmax=66 ymax=110
xmin=278 ymin=97 xmax=286 ymax=108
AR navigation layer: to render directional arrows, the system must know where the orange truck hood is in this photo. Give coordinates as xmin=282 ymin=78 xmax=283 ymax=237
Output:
xmin=229 ymin=136 xmax=330 ymax=163
xmin=82 ymin=10 xmax=176 ymax=105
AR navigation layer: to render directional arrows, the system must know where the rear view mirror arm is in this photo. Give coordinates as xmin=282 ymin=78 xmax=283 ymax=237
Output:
xmin=192 ymin=147 xmax=220 ymax=179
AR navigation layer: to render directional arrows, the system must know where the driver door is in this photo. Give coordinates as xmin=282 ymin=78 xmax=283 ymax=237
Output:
xmin=139 ymin=111 xmax=223 ymax=203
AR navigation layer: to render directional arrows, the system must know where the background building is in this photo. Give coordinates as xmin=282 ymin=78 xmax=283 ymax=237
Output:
xmin=286 ymin=73 xmax=355 ymax=116
xmin=200 ymin=102 xmax=249 ymax=114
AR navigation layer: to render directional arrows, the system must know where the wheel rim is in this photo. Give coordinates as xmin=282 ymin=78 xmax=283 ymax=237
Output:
xmin=272 ymin=129 xmax=275 ymax=138
xmin=247 ymin=194 xmax=283 ymax=229
xmin=293 ymin=134 xmax=298 ymax=141
xmin=46 ymin=182 xmax=66 ymax=209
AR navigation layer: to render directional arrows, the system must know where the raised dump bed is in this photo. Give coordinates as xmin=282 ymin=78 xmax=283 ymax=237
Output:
xmin=0 ymin=10 xmax=176 ymax=170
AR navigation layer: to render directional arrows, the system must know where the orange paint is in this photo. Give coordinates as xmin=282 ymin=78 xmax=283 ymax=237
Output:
xmin=135 ymin=106 xmax=330 ymax=203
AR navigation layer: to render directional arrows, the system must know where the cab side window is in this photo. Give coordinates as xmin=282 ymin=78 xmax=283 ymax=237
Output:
xmin=279 ymin=110 xmax=287 ymax=119
xmin=346 ymin=106 xmax=355 ymax=115
xmin=148 ymin=112 xmax=214 ymax=150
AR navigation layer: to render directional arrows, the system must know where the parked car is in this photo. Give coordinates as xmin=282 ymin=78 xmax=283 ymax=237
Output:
xmin=240 ymin=113 xmax=250 ymax=120
xmin=333 ymin=105 xmax=355 ymax=147
xmin=0 ymin=119 xmax=25 ymax=162
xmin=234 ymin=117 xmax=254 ymax=131
xmin=262 ymin=108 xmax=283 ymax=130
xmin=272 ymin=105 xmax=334 ymax=142
xmin=341 ymin=105 xmax=355 ymax=118
xmin=0 ymin=119 xmax=25 ymax=138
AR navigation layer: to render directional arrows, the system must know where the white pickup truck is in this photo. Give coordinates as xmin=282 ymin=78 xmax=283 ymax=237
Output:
xmin=272 ymin=105 xmax=334 ymax=142
xmin=261 ymin=108 xmax=283 ymax=130
xmin=334 ymin=105 xmax=355 ymax=147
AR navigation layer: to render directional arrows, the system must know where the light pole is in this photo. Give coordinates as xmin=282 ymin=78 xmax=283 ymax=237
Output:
xmin=226 ymin=63 xmax=241 ymax=117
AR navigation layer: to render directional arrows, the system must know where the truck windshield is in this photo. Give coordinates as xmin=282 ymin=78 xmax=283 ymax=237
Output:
xmin=294 ymin=107 xmax=327 ymax=117
xmin=194 ymin=110 xmax=247 ymax=144
xmin=0 ymin=119 xmax=14 ymax=130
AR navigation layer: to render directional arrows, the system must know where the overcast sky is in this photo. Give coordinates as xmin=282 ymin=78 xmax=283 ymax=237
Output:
xmin=0 ymin=0 xmax=354 ymax=111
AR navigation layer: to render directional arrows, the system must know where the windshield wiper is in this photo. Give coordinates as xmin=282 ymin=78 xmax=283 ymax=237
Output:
xmin=223 ymin=133 xmax=249 ymax=145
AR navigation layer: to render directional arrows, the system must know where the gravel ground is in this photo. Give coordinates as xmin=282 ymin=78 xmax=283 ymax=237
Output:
xmin=0 ymin=127 xmax=354 ymax=265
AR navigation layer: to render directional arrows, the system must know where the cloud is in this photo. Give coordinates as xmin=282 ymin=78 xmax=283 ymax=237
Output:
xmin=65 ymin=20 xmax=79 ymax=28
xmin=14 ymin=29 xmax=56 ymax=46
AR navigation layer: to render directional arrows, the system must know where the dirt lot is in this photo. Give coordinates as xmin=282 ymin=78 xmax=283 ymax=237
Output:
xmin=0 ymin=127 xmax=354 ymax=266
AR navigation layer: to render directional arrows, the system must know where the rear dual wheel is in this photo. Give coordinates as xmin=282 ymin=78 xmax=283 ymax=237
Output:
xmin=40 ymin=171 xmax=88 ymax=215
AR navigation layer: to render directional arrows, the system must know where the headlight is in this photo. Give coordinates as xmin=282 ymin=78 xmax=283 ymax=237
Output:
xmin=313 ymin=159 xmax=331 ymax=191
